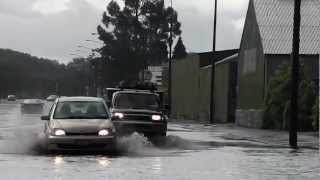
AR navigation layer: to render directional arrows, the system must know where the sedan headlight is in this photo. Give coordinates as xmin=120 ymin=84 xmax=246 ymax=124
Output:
xmin=98 ymin=129 xmax=110 ymax=136
xmin=114 ymin=112 xmax=124 ymax=119
xmin=152 ymin=115 xmax=162 ymax=121
xmin=54 ymin=129 xmax=66 ymax=136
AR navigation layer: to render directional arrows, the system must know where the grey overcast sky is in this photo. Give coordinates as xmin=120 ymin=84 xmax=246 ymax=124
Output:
xmin=0 ymin=0 xmax=249 ymax=63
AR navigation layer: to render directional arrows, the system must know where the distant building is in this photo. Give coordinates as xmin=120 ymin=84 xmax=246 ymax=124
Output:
xmin=167 ymin=50 xmax=238 ymax=122
xmin=237 ymin=0 xmax=320 ymax=128
xmin=148 ymin=66 xmax=163 ymax=86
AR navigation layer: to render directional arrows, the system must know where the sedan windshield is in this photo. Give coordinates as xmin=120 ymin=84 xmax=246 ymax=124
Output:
xmin=113 ymin=93 xmax=160 ymax=110
xmin=53 ymin=101 xmax=109 ymax=119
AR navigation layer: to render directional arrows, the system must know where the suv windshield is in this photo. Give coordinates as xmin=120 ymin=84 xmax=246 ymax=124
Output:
xmin=53 ymin=101 xmax=109 ymax=119
xmin=113 ymin=93 xmax=160 ymax=110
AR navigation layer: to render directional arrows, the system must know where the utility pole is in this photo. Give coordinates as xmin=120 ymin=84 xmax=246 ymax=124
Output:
xmin=168 ymin=0 xmax=173 ymax=116
xmin=88 ymin=54 xmax=96 ymax=97
xmin=55 ymin=81 xmax=59 ymax=96
xmin=290 ymin=0 xmax=301 ymax=149
xmin=97 ymin=58 xmax=102 ymax=97
xmin=209 ymin=0 xmax=218 ymax=124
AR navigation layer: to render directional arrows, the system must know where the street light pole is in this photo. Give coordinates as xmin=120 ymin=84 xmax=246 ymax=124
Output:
xmin=168 ymin=0 xmax=173 ymax=116
xmin=209 ymin=0 xmax=218 ymax=124
xmin=86 ymin=39 xmax=103 ymax=45
xmin=77 ymin=45 xmax=92 ymax=50
xmin=69 ymin=53 xmax=83 ymax=58
xmin=290 ymin=0 xmax=301 ymax=149
xmin=76 ymin=49 xmax=89 ymax=54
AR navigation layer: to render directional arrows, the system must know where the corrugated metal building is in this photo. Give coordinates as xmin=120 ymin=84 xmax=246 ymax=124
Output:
xmin=170 ymin=50 xmax=238 ymax=122
xmin=237 ymin=0 xmax=320 ymax=128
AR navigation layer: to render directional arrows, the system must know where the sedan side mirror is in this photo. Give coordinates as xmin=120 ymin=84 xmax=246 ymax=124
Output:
xmin=41 ymin=115 xmax=50 ymax=121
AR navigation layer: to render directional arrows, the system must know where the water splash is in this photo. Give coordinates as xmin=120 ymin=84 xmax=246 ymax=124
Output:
xmin=116 ymin=132 xmax=162 ymax=156
xmin=153 ymin=135 xmax=193 ymax=149
xmin=0 ymin=128 xmax=46 ymax=155
xmin=116 ymin=133 xmax=195 ymax=156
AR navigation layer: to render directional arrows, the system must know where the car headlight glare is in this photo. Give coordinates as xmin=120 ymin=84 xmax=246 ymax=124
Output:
xmin=98 ymin=129 xmax=110 ymax=136
xmin=152 ymin=115 xmax=161 ymax=121
xmin=54 ymin=129 xmax=66 ymax=136
xmin=114 ymin=112 xmax=124 ymax=119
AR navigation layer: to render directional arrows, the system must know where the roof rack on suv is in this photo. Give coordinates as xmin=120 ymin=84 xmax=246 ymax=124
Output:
xmin=104 ymin=81 xmax=164 ymax=103
xmin=116 ymin=81 xmax=157 ymax=91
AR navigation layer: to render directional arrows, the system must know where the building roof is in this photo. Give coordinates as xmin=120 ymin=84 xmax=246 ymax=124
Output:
xmin=199 ymin=49 xmax=239 ymax=67
xmin=253 ymin=0 xmax=320 ymax=54
xmin=215 ymin=53 xmax=239 ymax=66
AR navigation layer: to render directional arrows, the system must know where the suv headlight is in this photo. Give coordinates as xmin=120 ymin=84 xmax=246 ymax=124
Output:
xmin=54 ymin=129 xmax=66 ymax=136
xmin=114 ymin=112 xmax=124 ymax=119
xmin=98 ymin=129 xmax=110 ymax=136
xmin=152 ymin=115 xmax=161 ymax=121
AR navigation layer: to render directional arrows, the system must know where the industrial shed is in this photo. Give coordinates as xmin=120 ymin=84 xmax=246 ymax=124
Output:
xmin=237 ymin=0 xmax=320 ymax=128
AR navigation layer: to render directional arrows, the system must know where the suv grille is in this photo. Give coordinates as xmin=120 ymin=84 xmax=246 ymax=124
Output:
xmin=123 ymin=114 xmax=151 ymax=121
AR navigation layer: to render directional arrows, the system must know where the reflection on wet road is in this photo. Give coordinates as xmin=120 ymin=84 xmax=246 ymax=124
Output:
xmin=0 ymin=101 xmax=319 ymax=180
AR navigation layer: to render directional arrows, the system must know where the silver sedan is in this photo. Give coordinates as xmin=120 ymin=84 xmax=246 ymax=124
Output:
xmin=21 ymin=99 xmax=44 ymax=114
xmin=41 ymin=96 xmax=116 ymax=152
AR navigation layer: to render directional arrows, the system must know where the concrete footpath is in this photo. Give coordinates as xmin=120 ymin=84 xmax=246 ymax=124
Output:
xmin=215 ymin=124 xmax=319 ymax=149
xmin=171 ymin=120 xmax=319 ymax=149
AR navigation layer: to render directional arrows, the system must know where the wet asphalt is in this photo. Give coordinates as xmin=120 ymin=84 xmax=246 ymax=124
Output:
xmin=0 ymin=100 xmax=319 ymax=180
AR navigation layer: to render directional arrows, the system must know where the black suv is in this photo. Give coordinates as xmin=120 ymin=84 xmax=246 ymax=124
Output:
xmin=108 ymin=88 xmax=167 ymax=137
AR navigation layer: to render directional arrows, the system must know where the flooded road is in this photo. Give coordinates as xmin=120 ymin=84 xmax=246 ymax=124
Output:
xmin=0 ymin=101 xmax=319 ymax=180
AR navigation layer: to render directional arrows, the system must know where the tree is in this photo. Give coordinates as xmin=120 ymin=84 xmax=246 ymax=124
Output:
xmin=0 ymin=48 xmax=95 ymax=98
xmin=262 ymin=64 xmax=317 ymax=131
xmin=172 ymin=36 xmax=187 ymax=59
xmin=97 ymin=0 xmax=182 ymax=85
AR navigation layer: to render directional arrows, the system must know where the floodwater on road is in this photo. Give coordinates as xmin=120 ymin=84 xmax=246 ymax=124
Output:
xmin=0 ymin=101 xmax=319 ymax=180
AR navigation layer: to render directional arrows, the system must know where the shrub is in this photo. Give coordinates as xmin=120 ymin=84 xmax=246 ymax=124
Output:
xmin=262 ymin=64 xmax=317 ymax=131
xmin=262 ymin=64 xmax=291 ymax=129
xmin=311 ymin=97 xmax=319 ymax=130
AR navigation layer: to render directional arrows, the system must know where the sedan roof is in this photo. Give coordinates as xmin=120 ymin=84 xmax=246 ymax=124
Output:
xmin=23 ymin=99 xmax=43 ymax=104
xmin=114 ymin=90 xmax=158 ymax=96
xmin=58 ymin=96 xmax=104 ymax=102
